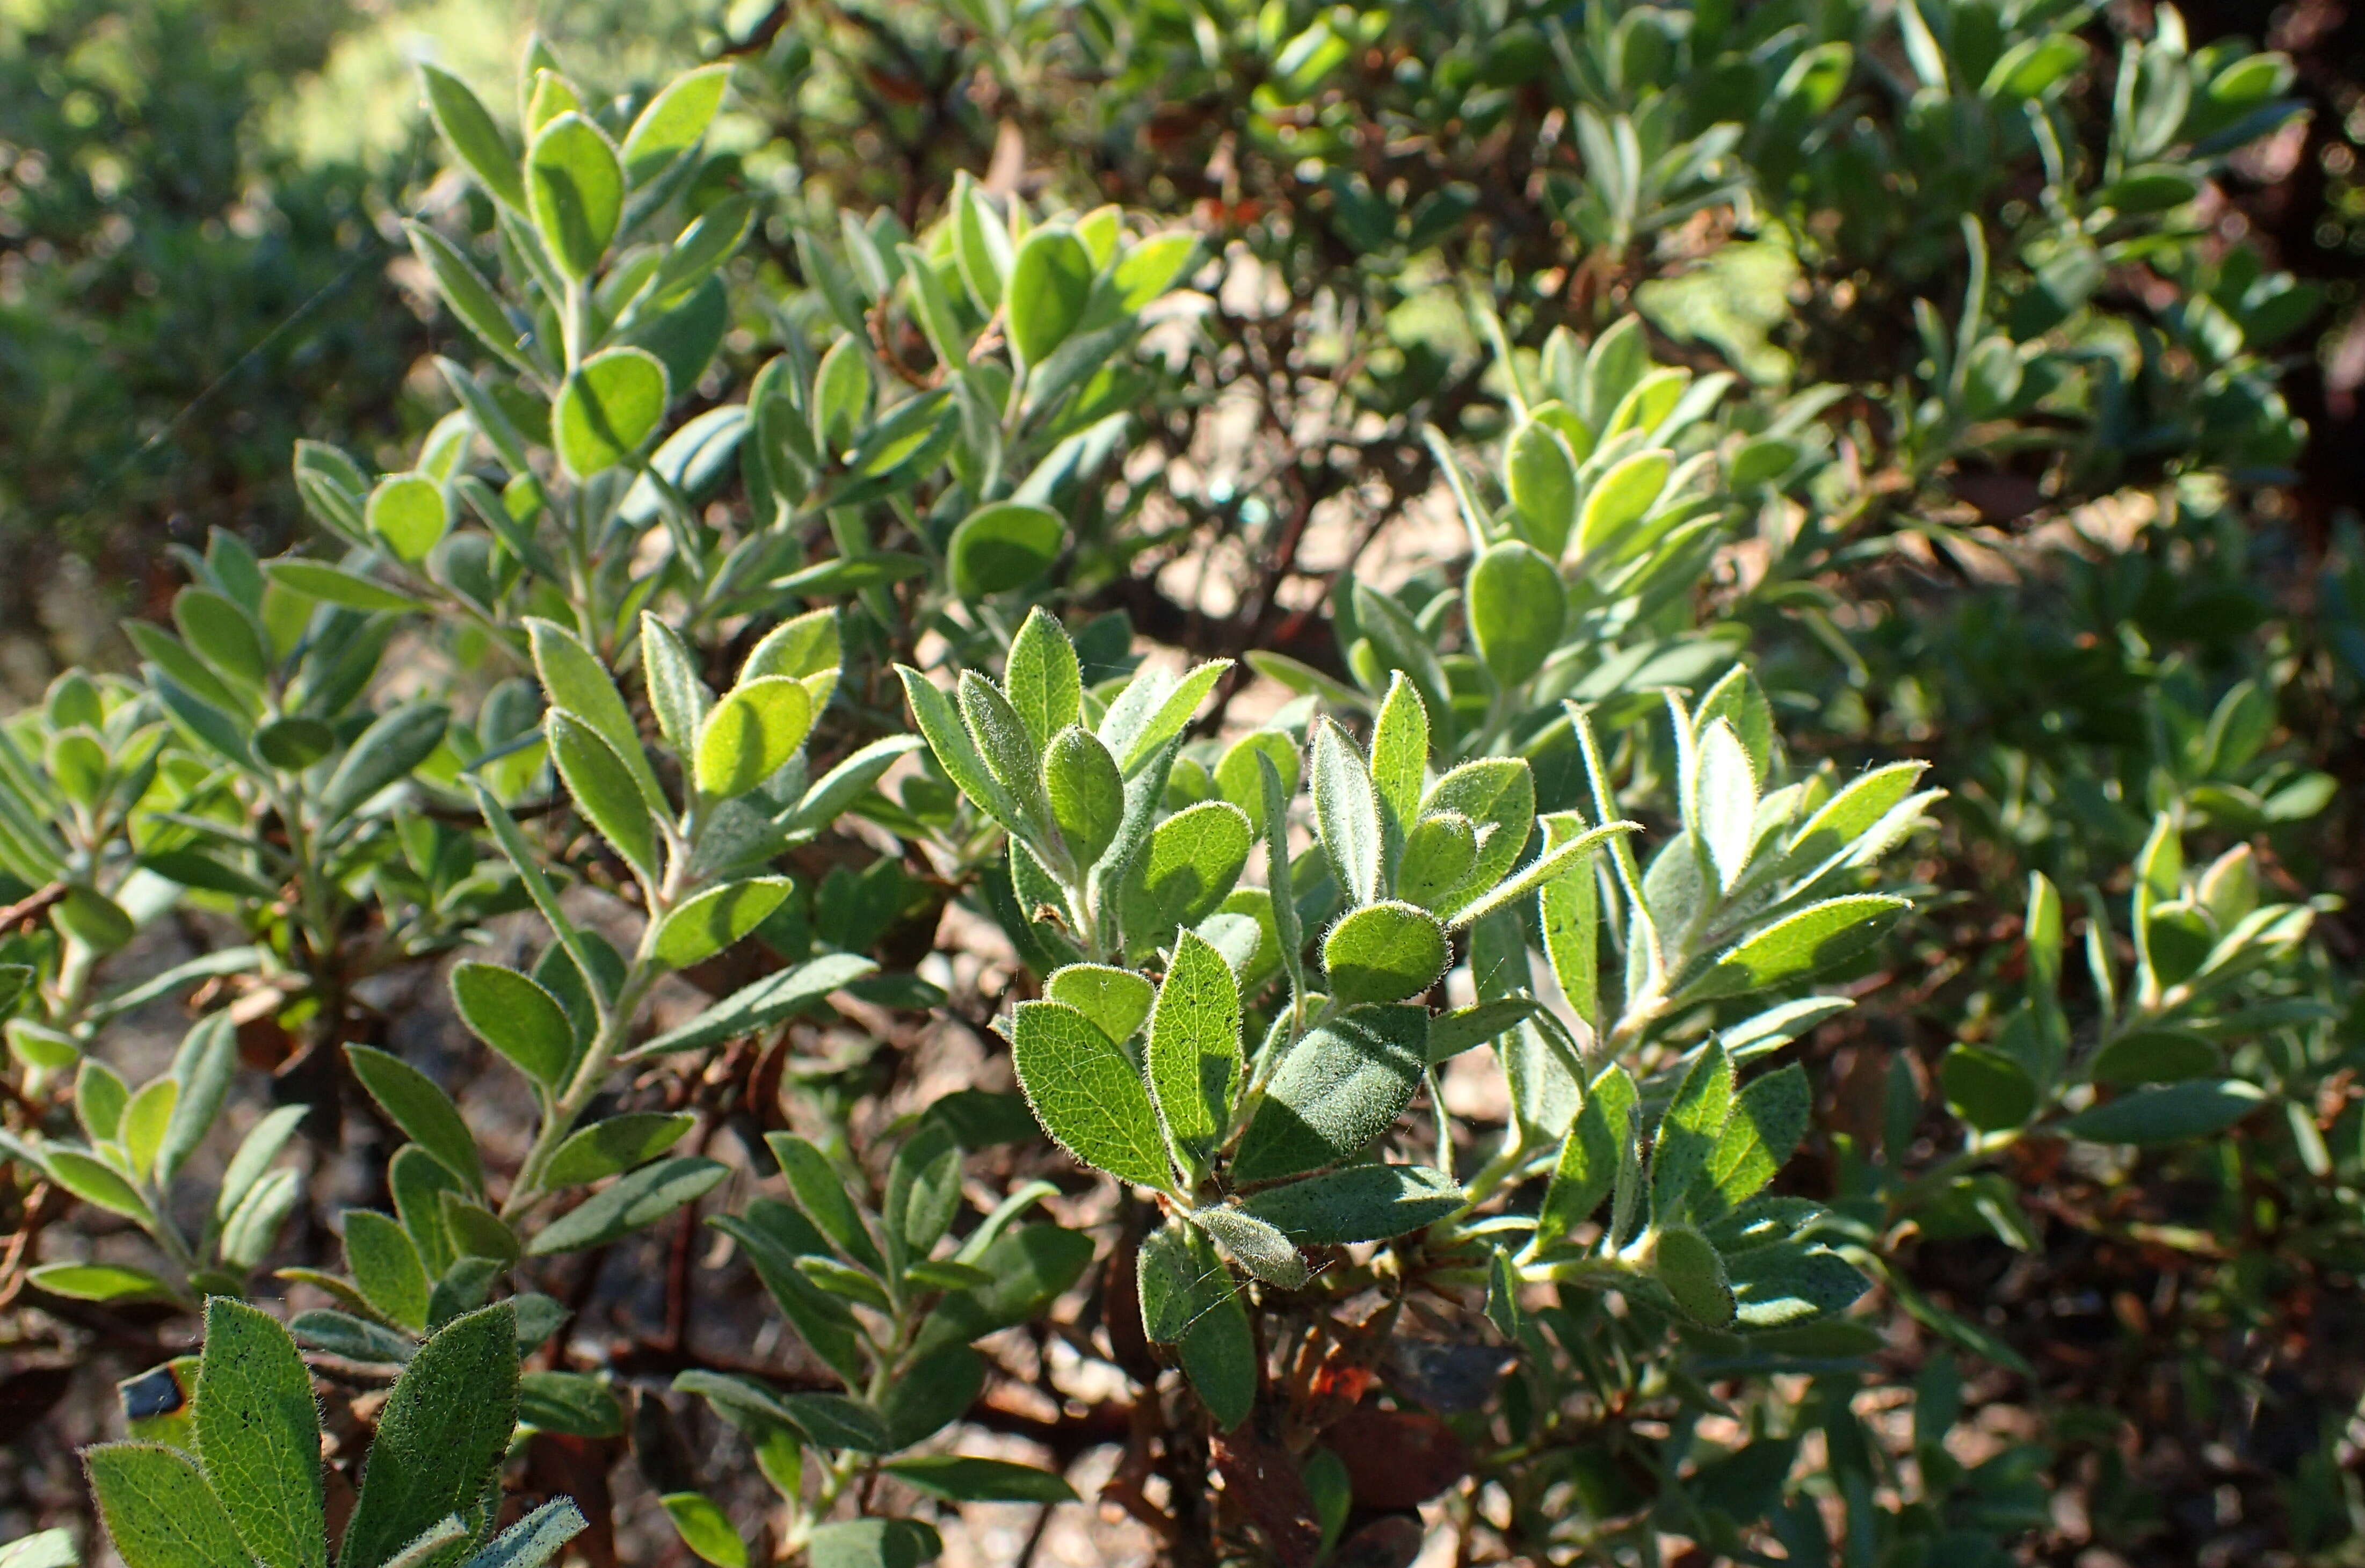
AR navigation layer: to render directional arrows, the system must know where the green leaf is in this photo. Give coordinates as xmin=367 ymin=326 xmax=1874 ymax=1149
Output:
xmin=1419 ymin=758 xmax=1535 ymax=917
xmin=525 ymin=113 xmax=622 ymax=279
xmin=1577 ymin=448 xmax=1671 ymax=553
xmin=553 ymin=347 xmax=669 ymax=478
xmin=460 ymin=1501 xmax=585 ymax=1568
xmin=55 ymin=883 xmax=134 ymax=954
xmin=420 ymin=67 xmax=523 ymax=207
xmin=45 ymin=1148 xmax=151 ymax=1223
xmin=366 ymin=473 xmax=449 ymax=563
xmin=883 ymin=1119 xmax=962 ymax=1258
xmin=218 ymin=1105 xmax=311 ymax=1222
xmin=1650 ymin=1041 xmax=1735 ymax=1223
xmin=1778 ymin=761 xmax=1929 ymax=876
xmin=1540 ymin=815 xmax=1601 ymax=1030
xmin=1539 ymin=1064 xmax=1636 ymax=1239
xmin=78 ymin=1059 xmax=128 ymax=1143
xmin=1232 ymin=1004 xmax=1427 ymax=1183
xmin=947 ymin=502 xmax=1063 ymax=598
xmin=267 ymin=560 xmax=425 ymax=615
xmin=1322 ymin=900 xmax=1449 ymax=1004
xmin=707 ymin=1206 xmax=865 ymax=1385
xmin=440 ymin=1196 xmax=519 ymax=1266
xmin=695 ymin=676 xmax=813 ymax=801
xmin=1257 ymin=753 xmax=1308 ymax=1003
xmin=219 ymin=1171 xmax=303 ymax=1272
xmin=1178 ymin=1289 xmax=1257 ymax=1432
xmin=346 ymin=1044 xmax=484 ymax=1193
xmin=1239 ymin=1164 xmax=1462 ymax=1245
xmin=1941 ymin=1044 xmax=2038 ymax=1132
xmin=1368 ymin=675 xmax=1430 ymax=841
xmin=2087 ymin=1027 xmax=2221 ymax=1087
xmin=451 ymin=963 xmax=575 ymax=1088
xmin=1138 ymin=1219 xmax=1233 ymax=1344
xmin=957 ymin=672 xmax=1047 ymax=823
xmin=542 ymin=1113 xmax=694 ymax=1188
xmin=527 ymin=1157 xmax=728 ymax=1254
xmin=1390 ymin=814 xmax=1466 ymax=913
xmin=27 ymin=1262 xmax=176 ymax=1301
xmin=1693 ymin=720 xmax=1757 ymax=890
xmin=1006 ymin=227 xmax=1094 ymax=364
xmin=321 ymin=703 xmax=449 ymax=822
xmin=621 ymin=64 xmax=730 ymax=185
xmin=1106 ymin=660 xmax=1231 ymax=774
xmin=86 ymin=1443 xmax=250 ymax=1568
xmin=919 ymin=1223 xmax=1094 ymax=1356
xmin=1112 ymin=230 xmax=1198 ymax=309
xmin=1147 ymin=932 xmax=1243 ymax=1168
xmin=1043 ymin=727 xmax=1124 ymax=871
xmin=175 ymin=587 xmax=271 ymax=686
xmin=338 ymin=1302 xmax=519 ymax=1568
xmin=880 ymin=1345 xmax=984 ymax=1448
xmin=763 ymin=1133 xmax=884 ymax=1274
xmin=1425 ymin=997 xmax=1541 ymax=1065
xmin=774 ymin=1392 xmax=891 ymax=1453
xmin=1117 ymin=802 xmax=1253 ymax=962
xmin=948 ymin=173 xmax=1009 ymax=314
xmin=548 ymin=710 xmax=659 ymax=882
xmin=1702 ymin=1064 xmax=1810 ymax=1214
xmin=1310 ymin=717 xmax=1382 ymax=906
xmin=659 ymin=1495 xmax=744 ymax=1568
xmin=804 ymin=1519 xmax=942 ymax=1568
xmin=883 ymin=1456 xmax=1076 ymax=1505
xmin=629 ymin=952 xmax=876 ymax=1057
xmin=2052 ymin=1079 xmax=2268 ymax=1145
xmin=407 ymin=229 xmax=536 ymax=379
xmin=1653 ymin=1225 xmax=1735 ymax=1327
xmin=1689 ymin=896 xmax=1911 ymax=999
xmin=193 ymin=1298 xmax=326 ymax=1568
xmin=640 ymin=614 xmax=712 ymax=758
xmin=1728 ymin=1243 xmax=1869 ymax=1329
xmin=1005 ymin=608 xmax=1083 ymax=749
xmin=1467 ymin=541 xmax=1566 ymax=689
xmin=525 ymin=619 xmax=655 ymax=808
xmin=1504 ymin=419 xmax=1578 ymax=557
xmin=256 ymin=716 xmax=337 ymax=770
xmin=1214 ymin=731 xmax=1301 ymax=832
xmin=654 ymin=877 xmax=794 ymax=968
xmin=287 ymin=1310 xmax=412 ymax=1366
xmin=162 ymin=1011 xmax=237 ymax=1184
xmin=1043 ymin=964 xmax=1155 ymax=1045
xmin=149 ymin=667 xmax=253 ymax=767
xmin=0 ymin=1531 xmax=74 ymax=1568
xmin=1009 ymin=999 xmax=1173 ymax=1192
xmin=345 ymin=1210 xmax=431 ymax=1332
xmin=1190 ymin=1204 xmax=1310 ymax=1288
xmin=896 ymin=664 xmax=1014 ymax=830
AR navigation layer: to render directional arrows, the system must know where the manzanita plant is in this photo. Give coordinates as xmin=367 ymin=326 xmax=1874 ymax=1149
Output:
xmin=3 ymin=5 xmax=2353 ymax=1565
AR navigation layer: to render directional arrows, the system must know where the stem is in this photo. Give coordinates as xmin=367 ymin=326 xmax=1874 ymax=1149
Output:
xmin=502 ymin=868 xmax=675 ymax=1217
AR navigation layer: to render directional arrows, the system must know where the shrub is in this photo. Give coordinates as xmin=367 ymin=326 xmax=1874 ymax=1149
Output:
xmin=2 ymin=5 xmax=2355 ymax=1565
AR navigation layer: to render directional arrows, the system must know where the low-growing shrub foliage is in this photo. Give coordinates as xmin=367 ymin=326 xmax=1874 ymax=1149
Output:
xmin=3 ymin=3 xmax=2357 ymax=1565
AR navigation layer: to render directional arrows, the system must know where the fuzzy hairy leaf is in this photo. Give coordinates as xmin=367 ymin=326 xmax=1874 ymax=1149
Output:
xmin=1148 ymin=932 xmax=1243 ymax=1166
xmin=193 ymin=1299 xmax=326 ymax=1568
xmin=86 ymin=1444 xmax=249 ymax=1568
xmin=1010 ymin=1000 xmax=1173 ymax=1191
xmin=337 ymin=1302 xmax=518 ymax=1568
xmin=1232 ymin=1005 xmax=1427 ymax=1183
xmin=1310 ymin=717 xmax=1383 ymax=906
xmin=1322 ymin=900 xmax=1449 ymax=1004
xmin=1238 ymin=1164 xmax=1463 ymax=1245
